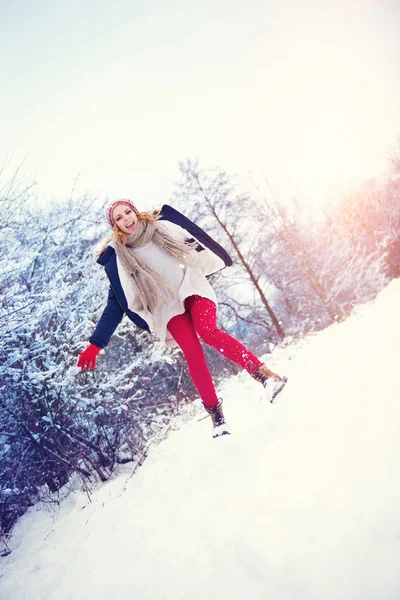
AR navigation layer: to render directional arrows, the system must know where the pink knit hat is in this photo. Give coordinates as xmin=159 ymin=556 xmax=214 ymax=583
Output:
xmin=106 ymin=199 xmax=139 ymax=226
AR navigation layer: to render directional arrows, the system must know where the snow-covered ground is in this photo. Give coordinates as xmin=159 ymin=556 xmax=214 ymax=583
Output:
xmin=1 ymin=280 xmax=400 ymax=600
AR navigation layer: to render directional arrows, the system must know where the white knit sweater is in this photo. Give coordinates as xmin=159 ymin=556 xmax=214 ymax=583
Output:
xmin=114 ymin=222 xmax=224 ymax=347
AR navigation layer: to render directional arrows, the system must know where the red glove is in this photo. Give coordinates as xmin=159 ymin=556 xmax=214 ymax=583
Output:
xmin=77 ymin=344 xmax=101 ymax=370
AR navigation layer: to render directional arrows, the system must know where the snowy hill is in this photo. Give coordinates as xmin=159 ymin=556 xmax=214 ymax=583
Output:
xmin=1 ymin=280 xmax=400 ymax=600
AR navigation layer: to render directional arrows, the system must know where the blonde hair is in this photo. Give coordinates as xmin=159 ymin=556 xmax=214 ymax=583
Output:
xmin=97 ymin=209 xmax=161 ymax=255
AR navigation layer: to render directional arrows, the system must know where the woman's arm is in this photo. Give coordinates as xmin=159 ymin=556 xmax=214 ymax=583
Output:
xmin=157 ymin=220 xmax=227 ymax=275
xmin=77 ymin=286 xmax=125 ymax=370
xmin=89 ymin=285 xmax=125 ymax=349
xmin=159 ymin=205 xmax=233 ymax=267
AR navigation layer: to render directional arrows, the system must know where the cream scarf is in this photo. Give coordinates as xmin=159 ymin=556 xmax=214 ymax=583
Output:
xmin=114 ymin=220 xmax=197 ymax=313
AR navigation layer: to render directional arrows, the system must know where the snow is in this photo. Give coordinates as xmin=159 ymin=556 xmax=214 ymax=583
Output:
xmin=1 ymin=280 xmax=400 ymax=600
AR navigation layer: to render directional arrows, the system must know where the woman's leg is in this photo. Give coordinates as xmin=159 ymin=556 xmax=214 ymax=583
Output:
xmin=167 ymin=310 xmax=219 ymax=409
xmin=186 ymin=295 xmax=262 ymax=375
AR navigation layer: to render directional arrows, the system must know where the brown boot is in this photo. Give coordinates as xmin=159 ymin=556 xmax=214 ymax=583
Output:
xmin=252 ymin=364 xmax=288 ymax=403
xmin=204 ymin=401 xmax=230 ymax=438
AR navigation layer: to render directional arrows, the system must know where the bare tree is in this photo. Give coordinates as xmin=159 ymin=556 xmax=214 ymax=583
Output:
xmin=174 ymin=160 xmax=285 ymax=339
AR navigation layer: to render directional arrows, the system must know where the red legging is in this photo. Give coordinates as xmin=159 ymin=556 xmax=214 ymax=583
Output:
xmin=167 ymin=295 xmax=262 ymax=408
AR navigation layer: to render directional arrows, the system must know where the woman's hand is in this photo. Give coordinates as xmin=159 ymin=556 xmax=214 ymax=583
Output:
xmin=77 ymin=344 xmax=101 ymax=370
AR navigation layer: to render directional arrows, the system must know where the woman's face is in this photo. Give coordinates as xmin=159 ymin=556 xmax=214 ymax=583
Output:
xmin=112 ymin=205 xmax=138 ymax=234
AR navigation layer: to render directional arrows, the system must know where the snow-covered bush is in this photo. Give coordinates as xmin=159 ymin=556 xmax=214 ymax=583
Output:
xmin=0 ymin=186 xmax=197 ymax=544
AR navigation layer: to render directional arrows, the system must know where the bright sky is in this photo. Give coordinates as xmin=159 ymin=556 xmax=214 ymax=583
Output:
xmin=1 ymin=0 xmax=400 ymax=207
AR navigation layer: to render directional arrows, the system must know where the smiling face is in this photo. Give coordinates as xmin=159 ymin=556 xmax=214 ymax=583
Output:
xmin=112 ymin=204 xmax=138 ymax=234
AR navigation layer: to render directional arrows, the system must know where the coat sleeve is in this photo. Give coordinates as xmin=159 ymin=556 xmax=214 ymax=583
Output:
xmin=157 ymin=221 xmax=227 ymax=275
xmin=159 ymin=204 xmax=233 ymax=267
xmin=89 ymin=285 xmax=125 ymax=349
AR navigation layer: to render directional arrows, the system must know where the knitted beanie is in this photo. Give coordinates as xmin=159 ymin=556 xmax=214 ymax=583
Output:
xmin=106 ymin=199 xmax=139 ymax=226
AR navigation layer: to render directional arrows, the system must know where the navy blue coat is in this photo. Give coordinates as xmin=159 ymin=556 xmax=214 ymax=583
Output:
xmin=89 ymin=204 xmax=233 ymax=349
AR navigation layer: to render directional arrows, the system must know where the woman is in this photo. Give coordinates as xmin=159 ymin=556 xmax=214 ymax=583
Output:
xmin=77 ymin=199 xmax=287 ymax=438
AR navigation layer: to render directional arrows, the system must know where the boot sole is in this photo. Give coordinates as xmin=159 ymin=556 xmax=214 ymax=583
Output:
xmin=212 ymin=423 xmax=231 ymax=438
xmin=213 ymin=430 xmax=231 ymax=438
xmin=269 ymin=376 xmax=288 ymax=403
